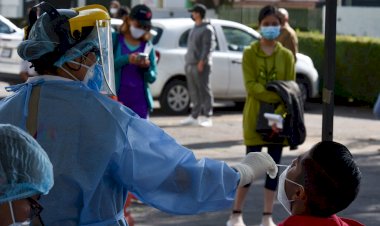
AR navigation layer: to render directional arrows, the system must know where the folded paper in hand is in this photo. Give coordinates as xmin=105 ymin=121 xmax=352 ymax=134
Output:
xmin=264 ymin=113 xmax=283 ymax=129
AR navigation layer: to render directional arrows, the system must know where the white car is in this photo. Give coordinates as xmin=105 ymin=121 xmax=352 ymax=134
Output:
xmin=149 ymin=18 xmax=319 ymax=114
xmin=0 ymin=14 xmax=24 ymax=82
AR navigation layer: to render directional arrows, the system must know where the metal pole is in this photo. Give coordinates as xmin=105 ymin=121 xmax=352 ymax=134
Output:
xmin=322 ymin=0 xmax=337 ymax=141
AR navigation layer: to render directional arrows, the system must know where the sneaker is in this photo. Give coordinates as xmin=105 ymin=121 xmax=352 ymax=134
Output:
xmin=260 ymin=215 xmax=277 ymax=226
xmin=199 ymin=117 xmax=213 ymax=127
xmin=226 ymin=213 xmax=246 ymax=226
xmin=180 ymin=116 xmax=199 ymax=126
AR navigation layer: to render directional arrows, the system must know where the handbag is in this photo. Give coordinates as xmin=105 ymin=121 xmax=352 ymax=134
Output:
xmin=256 ymin=102 xmax=285 ymax=143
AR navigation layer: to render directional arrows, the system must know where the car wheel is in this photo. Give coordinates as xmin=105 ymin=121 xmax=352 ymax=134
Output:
xmin=159 ymin=79 xmax=190 ymax=115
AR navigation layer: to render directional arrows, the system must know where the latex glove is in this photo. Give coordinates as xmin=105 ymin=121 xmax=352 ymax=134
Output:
xmin=232 ymin=152 xmax=278 ymax=187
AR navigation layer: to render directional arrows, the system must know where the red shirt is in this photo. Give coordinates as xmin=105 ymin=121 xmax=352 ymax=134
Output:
xmin=278 ymin=214 xmax=364 ymax=226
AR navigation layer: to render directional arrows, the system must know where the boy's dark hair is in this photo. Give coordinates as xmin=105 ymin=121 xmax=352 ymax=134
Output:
xmin=258 ymin=5 xmax=281 ymax=24
xmin=302 ymin=141 xmax=361 ymax=217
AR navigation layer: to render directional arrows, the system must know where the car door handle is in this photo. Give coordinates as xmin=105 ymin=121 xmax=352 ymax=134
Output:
xmin=231 ymin=60 xmax=242 ymax=64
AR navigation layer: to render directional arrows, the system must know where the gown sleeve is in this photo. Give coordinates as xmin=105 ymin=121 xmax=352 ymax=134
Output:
xmin=113 ymin=116 xmax=240 ymax=215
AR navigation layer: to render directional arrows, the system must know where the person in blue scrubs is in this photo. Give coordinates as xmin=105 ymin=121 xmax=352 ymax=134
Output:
xmin=0 ymin=2 xmax=278 ymax=225
xmin=0 ymin=124 xmax=54 ymax=226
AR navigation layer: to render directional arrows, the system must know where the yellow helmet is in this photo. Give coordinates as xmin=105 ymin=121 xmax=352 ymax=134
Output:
xmin=69 ymin=4 xmax=110 ymax=40
xmin=21 ymin=1 xmax=110 ymax=57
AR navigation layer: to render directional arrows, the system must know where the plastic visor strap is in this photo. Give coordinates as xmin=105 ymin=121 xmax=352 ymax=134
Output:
xmin=5 ymin=80 xmax=43 ymax=131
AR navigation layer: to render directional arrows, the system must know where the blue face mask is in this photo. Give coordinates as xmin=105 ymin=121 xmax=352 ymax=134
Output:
xmin=83 ymin=63 xmax=104 ymax=92
xmin=68 ymin=60 xmax=104 ymax=92
xmin=260 ymin=26 xmax=281 ymax=40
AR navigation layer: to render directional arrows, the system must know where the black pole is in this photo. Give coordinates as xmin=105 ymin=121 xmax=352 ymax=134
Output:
xmin=322 ymin=0 xmax=337 ymax=141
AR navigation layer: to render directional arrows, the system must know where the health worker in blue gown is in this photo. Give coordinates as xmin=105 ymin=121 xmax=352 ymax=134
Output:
xmin=0 ymin=2 xmax=278 ymax=225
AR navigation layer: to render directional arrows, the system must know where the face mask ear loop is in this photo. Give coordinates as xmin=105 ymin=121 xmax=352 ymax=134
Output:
xmin=70 ymin=52 xmax=96 ymax=69
xmin=65 ymin=57 xmax=83 ymax=72
xmin=59 ymin=66 xmax=80 ymax=81
xmin=285 ymin=178 xmax=304 ymax=191
xmin=8 ymin=201 xmax=16 ymax=223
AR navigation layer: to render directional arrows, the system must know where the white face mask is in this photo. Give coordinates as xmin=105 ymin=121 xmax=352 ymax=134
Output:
xmin=277 ymin=165 xmax=304 ymax=215
xmin=8 ymin=201 xmax=31 ymax=226
xmin=110 ymin=8 xmax=118 ymax=15
xmin=130 ymin=25 xmax=146 ymax=39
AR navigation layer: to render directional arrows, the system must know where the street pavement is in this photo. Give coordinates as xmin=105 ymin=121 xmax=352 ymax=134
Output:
xmin=128 ymin=101 xmax=380 ymax=226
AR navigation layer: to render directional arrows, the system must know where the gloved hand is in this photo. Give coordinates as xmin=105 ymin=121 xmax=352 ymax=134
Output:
xmin=232 ymin=152 xmax=278 ymax=187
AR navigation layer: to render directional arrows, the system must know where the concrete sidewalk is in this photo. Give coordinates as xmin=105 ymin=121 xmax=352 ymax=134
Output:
xmin=128 ymin=103 xmax=380 ymax=226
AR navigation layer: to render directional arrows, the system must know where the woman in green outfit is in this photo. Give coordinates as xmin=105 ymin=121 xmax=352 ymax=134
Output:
xmin=227 ymin=5 xmax=295 ymax=226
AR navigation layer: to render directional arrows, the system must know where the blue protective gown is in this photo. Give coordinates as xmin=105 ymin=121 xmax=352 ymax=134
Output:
xmin=0 ymin=76 xmax=240 ymax=226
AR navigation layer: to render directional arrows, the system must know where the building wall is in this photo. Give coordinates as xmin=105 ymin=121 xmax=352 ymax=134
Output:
xmin=0 ymin=0 xmax=79 ymax=18
xmin=323 ymin=6 xmax=380 ymax=38
xmin=344 ymin=0 xmax=380 ymax=7
xmin=130 ymin=0 xmax=192 ymax=8
xmin=0 ymin=0 xmax=23 ymax=18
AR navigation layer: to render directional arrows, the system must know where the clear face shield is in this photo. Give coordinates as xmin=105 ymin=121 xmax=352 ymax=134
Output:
xmin=95 ymin=19 xmax=116 ymax=96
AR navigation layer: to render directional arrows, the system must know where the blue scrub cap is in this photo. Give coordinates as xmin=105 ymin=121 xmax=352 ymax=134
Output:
xmin=53 ymin=29 xmax=99 ymax=67
xmin=17 ymin=9 xmax=78 ymax=62
xmin=0 ymin=124 xmax=54 ymax=204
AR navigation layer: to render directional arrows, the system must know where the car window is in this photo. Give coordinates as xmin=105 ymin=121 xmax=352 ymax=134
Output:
xmin=179 ymin=30 xmax=189 ymax=48
xmin=0 ymin=20 xmax=12 ymax=34
xmin=178 ymin=29 xmax=219 ymax=50
xmin=222 ymin=26 xmax=257 ymax=52
xmin=151 ymin=27 xmax=162 ymax=45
